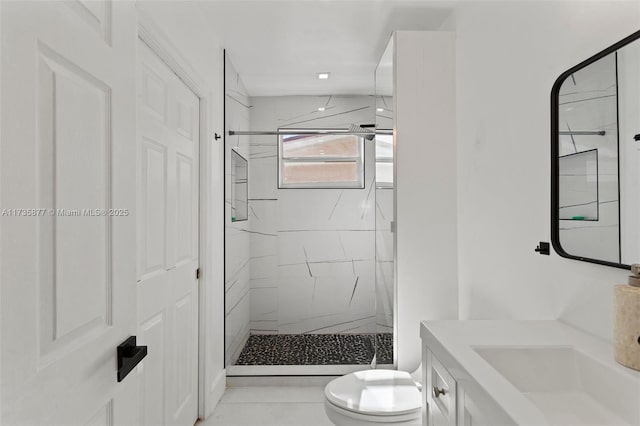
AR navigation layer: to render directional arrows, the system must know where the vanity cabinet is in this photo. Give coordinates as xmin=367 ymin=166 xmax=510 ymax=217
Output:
xmin=424 ymin=349 xmax=457 ymax=426
xmin=421 ymin=320 xmax=640 ymax=426
xmin=456 ymin=388 xmax=493 ymax=426
xmin=423 ymin=347 xmax=501 ymax=426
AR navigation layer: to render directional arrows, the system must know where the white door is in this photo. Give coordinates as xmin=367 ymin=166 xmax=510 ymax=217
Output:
xmin=136 ymin=39 xmax=200 ymax=426
xmin=0 ymin=1 xmax=139 ymax=425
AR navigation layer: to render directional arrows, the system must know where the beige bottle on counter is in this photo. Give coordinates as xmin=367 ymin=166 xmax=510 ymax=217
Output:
xmin=614 ymin=264 xmax=640 ymax=371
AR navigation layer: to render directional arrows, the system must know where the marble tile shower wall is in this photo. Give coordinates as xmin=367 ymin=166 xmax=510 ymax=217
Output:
xmin=225 ymin=54 xmax=252 ymax=365
xmin=247 ymin=96 xmax=378 ymax=336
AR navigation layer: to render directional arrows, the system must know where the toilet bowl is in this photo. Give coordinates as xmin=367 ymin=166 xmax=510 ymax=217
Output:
xmin=323 ymin=368 xmax=422 ymax=425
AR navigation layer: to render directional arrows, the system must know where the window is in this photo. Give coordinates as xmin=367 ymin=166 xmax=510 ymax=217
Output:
xmin=375 ymin=134 xmax=393 ymax=188
xmin=279 ymin=130 xmax=364 ymax=188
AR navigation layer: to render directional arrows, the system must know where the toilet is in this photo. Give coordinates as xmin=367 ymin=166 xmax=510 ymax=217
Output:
xmin=323 ymin=367 xmax=422 ymax=425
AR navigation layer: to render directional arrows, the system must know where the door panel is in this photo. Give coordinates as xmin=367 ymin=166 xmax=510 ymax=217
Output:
xmin=141 ymin=137 xmax=169 ymax=275
xmin=1 ymin=1 xmax=138 ymax=424
xmin=37 ymin=46 xmax=112 ymax=359
xmin=139 ymin=312 xmax=167 ymax=426
xmin=66 ymin=0 xmax=112 ymax=45
xmin=137 ymin=39 xmax=199 ymax=426
xmin=177 ymin=154 xmax=194 ymax=262
xmin=175 ymin=294 xmax=194 ymax=408
xmin=42 ymin=48 xmax=111 ymax=345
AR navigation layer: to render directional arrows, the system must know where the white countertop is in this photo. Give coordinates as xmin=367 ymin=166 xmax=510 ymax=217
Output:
xmin=420 ymin=320 xmax=640 ymax=426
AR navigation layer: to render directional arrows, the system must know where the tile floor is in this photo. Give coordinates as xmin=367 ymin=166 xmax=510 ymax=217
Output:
xmin=198 ymin=386 xmax=334 ymax=426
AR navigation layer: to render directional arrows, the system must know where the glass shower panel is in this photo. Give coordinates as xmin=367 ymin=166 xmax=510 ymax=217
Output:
xmin=374 ymin=37 xmax=395 ymax=366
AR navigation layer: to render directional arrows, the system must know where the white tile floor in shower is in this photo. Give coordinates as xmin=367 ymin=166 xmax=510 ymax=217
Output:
xmin=198 ymin=386 xmax=334 ymax=426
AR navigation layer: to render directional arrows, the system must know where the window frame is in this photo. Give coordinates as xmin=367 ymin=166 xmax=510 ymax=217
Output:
xmin=374 ymin=133 xmax=394 ymax=189
xmin=277 ymin=129 xmax=365 ymax=189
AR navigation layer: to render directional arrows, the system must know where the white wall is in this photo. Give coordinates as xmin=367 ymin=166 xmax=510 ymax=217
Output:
xmin=248 ymin=96 xmax=379 ymax=336
xmin=224 ymin=54 xmax=252 ymax=366
xmin=135 ymin=2 xmax=226 ymax=417
xmin=452 ymin=1 xmax=640 ymax=342
xmin=394 ymin=31 xmax=458 ymax=371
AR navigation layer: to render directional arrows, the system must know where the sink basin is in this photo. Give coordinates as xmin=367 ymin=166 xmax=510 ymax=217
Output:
xmin=474 ymin=346 xmax=640 ymax=425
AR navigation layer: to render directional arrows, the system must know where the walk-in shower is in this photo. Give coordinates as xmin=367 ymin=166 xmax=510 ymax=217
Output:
xmin=223 ymin=51 xmax=394 ymax=374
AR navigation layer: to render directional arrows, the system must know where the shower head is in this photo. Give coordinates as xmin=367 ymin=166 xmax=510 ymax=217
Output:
xmin=349 ymin=124 xmax=376 ymax=141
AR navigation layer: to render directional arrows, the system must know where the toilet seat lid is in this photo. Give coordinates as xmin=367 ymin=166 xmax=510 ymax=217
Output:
xmin=324 ymin=369 xmax=421 ymax=416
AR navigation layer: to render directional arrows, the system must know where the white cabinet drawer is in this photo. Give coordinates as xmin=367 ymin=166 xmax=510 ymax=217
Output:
xmin=425 ymin=349 xmax=457 ymax=426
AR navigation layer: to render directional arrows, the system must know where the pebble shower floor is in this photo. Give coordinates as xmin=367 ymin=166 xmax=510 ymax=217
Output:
xmin=235 ymin=333 xmax=393 ymax=365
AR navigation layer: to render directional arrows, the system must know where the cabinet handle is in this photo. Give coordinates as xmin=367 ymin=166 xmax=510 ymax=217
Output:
xmin=433 ymin=386 xmax=446 ymax=398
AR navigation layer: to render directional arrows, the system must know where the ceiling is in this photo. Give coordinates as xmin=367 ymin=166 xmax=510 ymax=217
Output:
xmin=198 ymin=1 xmax=454 ymax=96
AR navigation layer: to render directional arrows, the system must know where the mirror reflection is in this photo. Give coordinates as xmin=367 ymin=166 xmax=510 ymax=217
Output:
xmin=553 ymin=33 xmax=640 ymax=267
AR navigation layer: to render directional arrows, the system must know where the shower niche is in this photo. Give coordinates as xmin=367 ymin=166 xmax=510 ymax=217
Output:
xmin=223 ymin=51 xmax=395 ymax=374
xmin=230 ymin=149 xmax=248 ymax=222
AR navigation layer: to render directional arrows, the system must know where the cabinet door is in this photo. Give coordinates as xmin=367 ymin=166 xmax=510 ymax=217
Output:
xmin=425 ymin=349 xmax=457 ymax=426
xmin=457 ymin=387 xmax=492 ymax=426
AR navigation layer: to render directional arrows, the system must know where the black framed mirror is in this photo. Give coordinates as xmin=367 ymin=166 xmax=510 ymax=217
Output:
xmin=551 ymin=29 xmax=640 ymax=269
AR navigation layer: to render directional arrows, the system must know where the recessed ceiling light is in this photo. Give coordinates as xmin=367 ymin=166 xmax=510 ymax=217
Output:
xmin=318 ymin=72 xmax=330 ymax=80
xmin=318 ymin=107 xmax=326 ymax=112
xmin=376 ymin=108 xmax=384 ymax=112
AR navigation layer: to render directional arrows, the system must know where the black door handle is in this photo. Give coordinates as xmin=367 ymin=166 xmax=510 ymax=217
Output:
xmin=117 ymin=336 xmax=147 ymax=382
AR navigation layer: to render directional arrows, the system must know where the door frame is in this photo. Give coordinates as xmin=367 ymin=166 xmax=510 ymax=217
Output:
xmin=0 ymin=2 xmax=4 ymax=422
xmin=136 ymin=13 xmax=216 ymax=420
xmin=0 ymin=2 xmax=3 ymax=421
